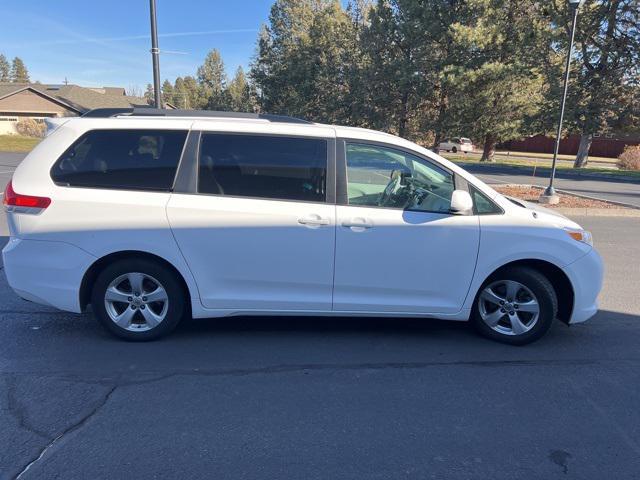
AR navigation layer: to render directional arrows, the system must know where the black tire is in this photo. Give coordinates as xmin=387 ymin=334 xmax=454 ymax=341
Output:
xmin=451 ymin=146 xmax=457 ymax=153
xmin=470 ymin=267 xmax=557 ymax=346
xmin=91 ymin=258 xmax=186 ymax=341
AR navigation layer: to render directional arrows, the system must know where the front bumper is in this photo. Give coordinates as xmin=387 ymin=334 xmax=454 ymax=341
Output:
xmin=564 ymin=248 xmax=604 ymax=324
xmin=2 ymin=237 xmax=96 ymax=312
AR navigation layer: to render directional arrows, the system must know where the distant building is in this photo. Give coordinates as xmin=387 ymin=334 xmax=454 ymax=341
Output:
xmin=0 ymin=83 xmax=153 ymax=134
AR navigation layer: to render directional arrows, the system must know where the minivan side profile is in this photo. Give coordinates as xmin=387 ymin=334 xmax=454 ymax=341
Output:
xmin=2 ymin=109 xmax=603 ymax=344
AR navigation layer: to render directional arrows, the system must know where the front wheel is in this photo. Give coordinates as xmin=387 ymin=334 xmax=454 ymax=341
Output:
xmin=91 ymin=258 xmax=186 ymax=341
xmin=451 ymin=146 xmax=457 ymax=153
xmin=471 ymin=267 xmax=557 ymax=345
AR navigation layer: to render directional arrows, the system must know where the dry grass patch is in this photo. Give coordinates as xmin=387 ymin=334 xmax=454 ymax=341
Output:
xmin=0 ymin=135 xmax=41 ymax=152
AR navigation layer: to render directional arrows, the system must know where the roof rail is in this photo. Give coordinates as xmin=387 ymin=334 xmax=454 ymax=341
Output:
xmin=81 ymin=108 xmax=313 ymax=124
xmin=82 ymin=108 xmax=135 ymax=118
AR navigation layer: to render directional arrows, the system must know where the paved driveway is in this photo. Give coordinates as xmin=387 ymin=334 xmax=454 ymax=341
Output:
xmin=1 ymin=216 xmax=640 ymax=479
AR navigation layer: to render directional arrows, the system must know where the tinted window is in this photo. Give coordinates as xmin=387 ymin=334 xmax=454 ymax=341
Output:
xmin=51 ymin=129 xmax=188 ymax=191
xmin=471 ymin=186 xmax=503 ymax=215
xmin=198 ymin=134 xmax=327 ymax=202
xmin=346 ymin=143 xmax=454 ymax=214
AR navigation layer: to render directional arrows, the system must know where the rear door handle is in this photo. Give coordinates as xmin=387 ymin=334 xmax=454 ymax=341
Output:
xmin=341 ymin=218 xmax=373 ymax=229
xmin=298 ymin=214 xmax=330 ymax=227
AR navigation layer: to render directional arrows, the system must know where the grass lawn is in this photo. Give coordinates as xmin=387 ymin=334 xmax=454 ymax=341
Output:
xmin=0 ymin=135 xmax=42 ymax=153
xmin=492 ymin=150 xmax=616 ymax=164
xmin=443 ymin=154 xmax=640 ymax=179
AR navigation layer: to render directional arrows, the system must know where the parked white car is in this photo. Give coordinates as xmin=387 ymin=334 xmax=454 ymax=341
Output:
xmin=438 ymin=137 xmax=473 ymax=153
xmin=2 ymin=109 xmax=602 ymax=344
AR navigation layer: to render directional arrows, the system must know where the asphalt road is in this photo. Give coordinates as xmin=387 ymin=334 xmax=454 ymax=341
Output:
xmin=460 ymin=163 xmax=640 ymax=208
xmin=1 ymin=215 xmax=640 ymax=479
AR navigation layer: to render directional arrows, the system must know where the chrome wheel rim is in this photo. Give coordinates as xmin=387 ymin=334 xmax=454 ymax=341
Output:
xmin=478 ymin=280 xmax=539 ymax=336
xmin=104 ymin=272 xmax=169 ymax=332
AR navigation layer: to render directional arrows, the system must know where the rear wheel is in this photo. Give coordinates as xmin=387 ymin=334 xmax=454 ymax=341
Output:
xmin=471 ymin=267 xmax=557 ymax=345
xmin=451 ymin=146 xmax=457 ymax=153
xmin=91 ymin=259 xmax=185 ymax=341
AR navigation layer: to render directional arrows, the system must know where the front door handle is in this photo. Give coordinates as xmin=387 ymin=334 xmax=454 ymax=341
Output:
xmin=341 ymin=218 xmax=373 ymax=230
xmin=298 ymin=214 xmax=330 ymax=227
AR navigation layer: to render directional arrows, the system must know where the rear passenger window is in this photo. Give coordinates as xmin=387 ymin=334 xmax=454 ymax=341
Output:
xmin=51 ymin=129 xmax=188 ymax=191
xmin=198 ymin=134 xmax=327 ymax=202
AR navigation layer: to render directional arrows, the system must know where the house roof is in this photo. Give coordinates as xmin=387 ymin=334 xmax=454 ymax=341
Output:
xmin=88 ymin=87 xmax=126 ymax=96
xmin=0 ymin=83 xmax=150 ymax=113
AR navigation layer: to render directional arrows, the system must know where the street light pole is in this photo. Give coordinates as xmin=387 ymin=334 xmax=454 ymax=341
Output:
xmin=540 ymin=0 xmax=582 ymax=205
xmin=149 ymin=0 xmax=162 ymax=109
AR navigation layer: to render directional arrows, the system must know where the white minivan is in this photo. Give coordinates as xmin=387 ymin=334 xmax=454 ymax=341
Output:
xmin=2 ymin=109 xmax=602 ymax=344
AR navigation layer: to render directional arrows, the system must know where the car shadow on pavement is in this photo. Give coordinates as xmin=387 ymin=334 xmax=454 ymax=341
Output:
xmin=154 ymin=308 xmax=637 ymax=347
xmin=176 ymin=314 xmax=473 ymax=338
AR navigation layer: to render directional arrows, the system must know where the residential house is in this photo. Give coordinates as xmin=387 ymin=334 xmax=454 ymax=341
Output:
xmin=0 ymin=83 xmax=153 ymax=134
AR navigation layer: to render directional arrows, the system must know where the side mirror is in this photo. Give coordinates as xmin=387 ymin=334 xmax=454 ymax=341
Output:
xmin=450 ymin=190 xmax=473 ymax=215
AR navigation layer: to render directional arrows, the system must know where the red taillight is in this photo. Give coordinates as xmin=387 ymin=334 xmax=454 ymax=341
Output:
xmin=3 ymin=181 xmax=51 ymax=209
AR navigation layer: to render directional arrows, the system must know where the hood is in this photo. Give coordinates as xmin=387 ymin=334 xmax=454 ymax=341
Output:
xmin=504 ymin=196 xmax=582 ymax=229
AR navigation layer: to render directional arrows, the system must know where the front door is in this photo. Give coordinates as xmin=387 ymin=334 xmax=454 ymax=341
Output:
xmin=168 ymin=131 xmax=335 ymax=312
xmin=333 ymin=142 xmax=480 ymax=314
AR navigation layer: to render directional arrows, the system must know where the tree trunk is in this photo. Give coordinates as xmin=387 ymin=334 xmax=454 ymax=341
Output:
xmin=432 ymin=87 xmax=448 ymax=151
xmin=574 ymin=133 xmax=592 ymax=168
xmin=481 ymin=135 xmax=497 ymax=162
xmin=398 ymin=90 xmax=409 ymax=138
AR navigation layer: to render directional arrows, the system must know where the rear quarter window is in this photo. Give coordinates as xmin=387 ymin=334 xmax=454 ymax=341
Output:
xmin=51 ymin=129 xmax=188 ymax=191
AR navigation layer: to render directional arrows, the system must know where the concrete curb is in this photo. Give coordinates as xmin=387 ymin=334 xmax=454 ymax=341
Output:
xmin=552 ymin=208 xmax=640 ymax=217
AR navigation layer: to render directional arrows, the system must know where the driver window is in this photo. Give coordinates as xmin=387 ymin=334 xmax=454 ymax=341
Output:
xmin=346 ymin=143 xmax=454 ymax=214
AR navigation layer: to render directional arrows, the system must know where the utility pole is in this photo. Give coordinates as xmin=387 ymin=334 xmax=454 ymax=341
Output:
xmin=539 ymin=0 xmax=583 ymax=205
xmin=149 ymin=0 xmax=162 ymax=109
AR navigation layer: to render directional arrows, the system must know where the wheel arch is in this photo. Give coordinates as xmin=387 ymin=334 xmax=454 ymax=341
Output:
xmin=473 ymin=259 xmax=574 ymax=324
xmin=79 ymin=250 xmax=193 ymax=315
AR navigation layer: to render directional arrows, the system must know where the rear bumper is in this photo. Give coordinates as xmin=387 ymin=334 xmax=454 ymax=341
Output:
xmin=2 ymin=237 xmax=96 ymax=312
xmin=564 ymin=248 xmax=604 ymax=324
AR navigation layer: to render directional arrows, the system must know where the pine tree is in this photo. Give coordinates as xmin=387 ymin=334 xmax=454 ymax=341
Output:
xmin=144 ymin=84 xmax=155 ymax=105
xmin=197 ymin=49 xmax=229 ymax=110
xmin=441 ymin=0 xmax=548 ymax=161
xmin=0 ymin=54 xmax=10 ymax=82
xmin=550 ymin=0 xmax=640 ymax=167
xmin=227 ymin=67 xmax=256 ymax=112
xmin=251 ymin=0 xmax=328 ymax=116
xmin=10 ymin=57 xmax=30 ymax=83
xmin=161 ymin=79 xmax=175 ymax=107
xmin=359 ymin=0 xmax=437 ymax=138
xmin=182 ymin=76 xmax=204 ymax=109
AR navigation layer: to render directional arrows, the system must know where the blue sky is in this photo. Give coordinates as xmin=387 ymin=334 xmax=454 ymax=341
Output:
xmin=0 ymin=0 xmax=275 ymax=91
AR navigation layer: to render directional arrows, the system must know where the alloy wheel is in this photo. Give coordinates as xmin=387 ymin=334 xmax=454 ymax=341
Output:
xmin=104 ymin=272 xmax=169 ymax=332
xmin=478 ymin=280 xmax=540 ymax=336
